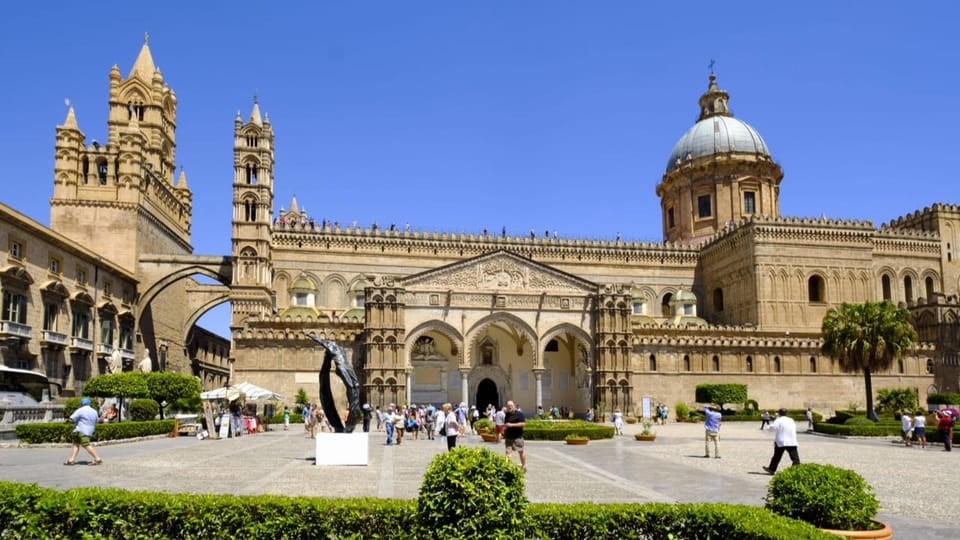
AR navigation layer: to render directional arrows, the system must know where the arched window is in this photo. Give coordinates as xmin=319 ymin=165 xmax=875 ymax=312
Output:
xmin=881 ymin=274 xmax=892 ymax=301
xmin=245 ymin=164 xmax=258 ymax=184
xmin=97 ymin=159 xmax=108 ymax=185
xmin=648 ymin=354 xmax=657 ymax=372
xmin=683 ymin=354 xmax=691 ymax=371
xmin=745 ymin=356 xmax=753 ymax=372
xmin=712 ymin=355 xmax=720 ymax=372
xmin=904 ymin=276 xmax=913 ymax=305
xmin=925 ymin=276 xmax=935 ymax=301
xmin=713 ymin=288 xmax=724 ymax=312
xmin=927 ymin=359 xmax=934 ymax=374
xmin=897 ymin=359 xmax=905 ymax=374
xmin=808 ymin=275 xmax=825 ymax=303
xmin=809 ymin=356 xmax=817 ymax=373
xmin=774 ymin=356 xmax=781 ymax=373
xmin=661 ymin=293 xmax=673 ymax=317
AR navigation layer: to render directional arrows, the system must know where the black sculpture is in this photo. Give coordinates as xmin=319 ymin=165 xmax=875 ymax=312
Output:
xmin=306 ymin=333 xmax=362 ymax=433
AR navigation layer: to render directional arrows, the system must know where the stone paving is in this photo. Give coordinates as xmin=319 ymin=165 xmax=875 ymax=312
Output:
xmin=1 ymin=420 xmax=957 ymax=538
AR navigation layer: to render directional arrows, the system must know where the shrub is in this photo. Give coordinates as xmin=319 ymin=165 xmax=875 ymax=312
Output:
xmin=417 ymin=446 xmax=527 ymax=539
xmin=876 ymin=387 xmax=917 ymax=413
xmin=523 ymin=419 xmax=614 ymax=440
xmin=844 ymin=416 xmax=874 ymax=426
xmin=267 ymin=412 xmax=303 ymax=424
xmin=927 ymin=392 xmax=960 ymax=406
xmin=63 ymin=396 xmax=83 ymax=418
xmin=765 ymin=463 xmax=879 ymax=530
xmin=473 ymin=417 xmax=495 ymax=433
xmin=130 ymin=398 xmax=160 ymax=421
xmin=814 ymin=423 xmax=902 ymax=437
xmin=743 ymin=399 xmax=759 ymax=412
xmin=16 ymin=420 xmax=175 ymax=444
xmin=695 ymin=383 xmax=747 ymax=410
xmin=625 ymin=416 xmax=639 ymax=424
xmin=674 ymin=401 xmax=690 ymax=420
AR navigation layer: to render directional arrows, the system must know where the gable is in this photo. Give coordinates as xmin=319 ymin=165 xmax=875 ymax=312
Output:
xmin=402 ymin=250 xmax=596 ymax=294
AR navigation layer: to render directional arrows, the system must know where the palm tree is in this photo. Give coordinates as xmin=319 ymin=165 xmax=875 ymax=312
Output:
xmin=821 ymin=301 xmax=917 ymax=419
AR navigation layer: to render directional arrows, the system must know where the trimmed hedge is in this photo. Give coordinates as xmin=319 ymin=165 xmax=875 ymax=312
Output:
xmin=524 ymin=419 xmax=615 ymax=440
xmin=814 ymin=423 xmax=902 ymax=437
xmin=0 ymin=481 xmax=834 ymax=539
xmin=267 ymin=412 xmax=304 ymax=425
xmin=14 ymin=420 xmax=176 ymax=444
xmin=927 ymin=392 xmax=960 ymax=406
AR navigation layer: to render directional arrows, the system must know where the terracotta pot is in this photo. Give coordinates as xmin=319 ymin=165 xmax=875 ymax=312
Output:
xmin=635 ymin=433 xmax=656 ymax=441
xmin=820 ymin=519 xmax=892 ymax=540
xmin=480 ymin=433 xmax=498 ymax=443
xmin=565 ymin=438 xmax=589 ymax=445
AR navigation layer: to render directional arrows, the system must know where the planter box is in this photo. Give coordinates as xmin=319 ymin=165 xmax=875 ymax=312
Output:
xmin=820 ymin=519 xmax=892 ymax=540
xmin=635 ymin=434 xmax=657 ymax=441
xmin=565 ymin=438 xmax=589 ymax=445
xmin=480 ymin=433 xmax=498 ymax=443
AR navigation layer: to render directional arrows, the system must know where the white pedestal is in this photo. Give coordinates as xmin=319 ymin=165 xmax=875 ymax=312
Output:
xmin=315 ymin=432 xmax=369 ymax=466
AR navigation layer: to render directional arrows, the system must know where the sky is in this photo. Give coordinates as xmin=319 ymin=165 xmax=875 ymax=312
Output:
xmin=2 ymin=2 xmax=957 ymax=337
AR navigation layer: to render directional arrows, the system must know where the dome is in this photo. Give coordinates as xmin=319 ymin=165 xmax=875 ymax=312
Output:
xmin=665 ymin=115 xmax=770 ymax=172
xmin=664 ymin=73 xmax=772 ymax=173
xmin=290 ymin=276 xmax=316 ymax=291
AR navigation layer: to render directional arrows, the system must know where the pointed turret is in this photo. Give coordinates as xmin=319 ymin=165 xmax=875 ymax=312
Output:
xmin=249 ymin=96 xmax=263 ymax=127
xmin=177 ymin=168 xmax=189 ymax=190
xmin=129 ymin=33 xmax=156 ymax=79
xmin=289 ymin=194 xmax=299 ymax=215
xmin=697 ymin=73 xmax=732 ymax=121
xmin=61 ymin=105 xmax=80 ymax=131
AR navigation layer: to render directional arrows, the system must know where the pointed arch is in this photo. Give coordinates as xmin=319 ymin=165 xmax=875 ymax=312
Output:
xmin=406 ymin=320 xmax=464 ymax=368
xmin=465 ymin=312 xmax=538 ymax=368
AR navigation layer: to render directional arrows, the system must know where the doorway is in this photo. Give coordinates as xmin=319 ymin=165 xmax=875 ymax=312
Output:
xmin=475 ymin=378 xmax=499 ymax=412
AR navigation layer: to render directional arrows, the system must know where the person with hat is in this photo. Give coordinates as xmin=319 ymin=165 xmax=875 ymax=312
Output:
xmin=937 ymin=409 xmax=953 ymax=452
xmin=64 ymin=397 xmax=102 ymax=466
xmin=762 ymin=408 xmax=799 ymax=474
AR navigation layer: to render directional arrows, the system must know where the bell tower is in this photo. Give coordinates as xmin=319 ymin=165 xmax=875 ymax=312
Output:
xmin=230 ymin=97 xmax=275 ymax=323
xmin=50 ymin=34 xmax=192 ymax=272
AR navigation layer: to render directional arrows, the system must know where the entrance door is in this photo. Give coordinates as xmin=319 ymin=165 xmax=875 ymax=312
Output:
xmin=475 ymin=378 xmax=499 ymax=412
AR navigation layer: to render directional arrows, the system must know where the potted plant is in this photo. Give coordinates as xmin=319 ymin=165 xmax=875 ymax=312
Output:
xmin=473 ymin=418 xmax=498 ymax=442
xmin=635 ymin=421 xmax=656 ymax=441
xmin=564 ymin=433 xmax=589 ymax=445
xmin=764 ymin=463 xmax=891 ymax=539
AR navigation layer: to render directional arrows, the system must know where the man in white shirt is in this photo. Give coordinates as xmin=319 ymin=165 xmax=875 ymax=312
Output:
xmin=901 ymin=410 xmax=913 ymax=447
xmin=494 ymin=406 xmax=506 ymax=442
xmin=762 ymin=408 xmax=800 ymax=474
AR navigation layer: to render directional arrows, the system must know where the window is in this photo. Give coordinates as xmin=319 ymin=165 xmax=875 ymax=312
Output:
xmin=881 ymin=274 xmax=891 ymax=301
xmin=712 ymin=355 xmax=720 ymax=372
xmin=119 ymin=325 xmax=134 ymax=350
xmin=683 ymin=355 xmax=691 ymax=371
xmin=683 ymin=303 xmax=694 ymax=315
xmin=293 ymin=292 xmax=309 ymax=306
xmin=1 ymin=291 xmax=27 ymax=323
xmin=649 ymin=354 xmax=657 ymax=371
xmin=355 ymin=295 xmax=365 ymax=308
xmin=743 ymin=191 xmax=756 ymax=214
xmin=809 ymin=357 xmax=817 ymax=373
xmin=713 ymin=288 xmax=724 ymax=312
xmin=925 ymin=276 xmax=935 ymax=300
xmin=632 ymin=301 xmax=645 ymax=315
xmin=100 ymin=317 xmax=114 ymax=345
xmin=661 ymin=293 xmax=673 ymax=317
xmin=746 ymin=356 xmax=753 ymax=372
xmin=697 ymin=195 xmax=712 ymax=218
xmin=926 ymin=359 xmax=934 ymax=374
xmin=774 ymin=356 xmax=781 ymax=373
xmin=904 ymin=276 xmax=913 ymax=304
xmin=72 ymin=310 xmax=90 ymax=339
xmin=103 ymin=282 xmax=112 ymax=297
xmin=97 ymin=160 xmax=108 ymax=185
xmin=667 ymin=207 xmax=675 ymax=229
xmin=9 ymin=240 xmax=23 ymax=260
xmin=43 ymin=303 xmax=58 ymax=331
xmin=49 ymin=257 xmax=61 ymax=275
xmin=77 ymin=268 xmax=87 ymax=286
xmin=808 ymin=275 xmax=825 ymax=303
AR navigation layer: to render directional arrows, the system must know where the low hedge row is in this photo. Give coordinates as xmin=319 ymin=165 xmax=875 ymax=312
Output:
xmin=0 ymin=481 xmax=832 ymax=539
xmin=14 ymin=420 xmax=176 ymax=444
xmin=524 ymin=419 xmax=615 ymax=440
xmin=266 ymin=412 xmax=304 ymax=424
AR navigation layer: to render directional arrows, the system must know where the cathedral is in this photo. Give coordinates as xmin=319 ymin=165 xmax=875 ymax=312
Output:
xmin=3 ymin=39 xmax=958 ymax=417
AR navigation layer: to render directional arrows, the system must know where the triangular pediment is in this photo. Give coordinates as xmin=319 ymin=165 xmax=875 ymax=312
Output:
xmin=402 ymin=250 xmax=596 ymax=294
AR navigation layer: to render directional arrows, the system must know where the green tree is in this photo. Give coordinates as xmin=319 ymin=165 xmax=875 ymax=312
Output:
xmin=144 ymin=372 xmax=202 ymax=419
xmin=295 ymin=387 xmax=309 ymax=410
xmin=821 ymin=301 xmax=917 ymax=420
xmin=875 ymin=387 xmax=918 ymax=414
xmin=83 ymin=372 xmax=150 ymax=421
xmin=695 ymin=383 xmax=747 ymax=411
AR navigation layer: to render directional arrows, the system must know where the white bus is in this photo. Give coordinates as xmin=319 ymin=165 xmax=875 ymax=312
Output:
xmin=0 ymin=365 xmax=54 ymax=406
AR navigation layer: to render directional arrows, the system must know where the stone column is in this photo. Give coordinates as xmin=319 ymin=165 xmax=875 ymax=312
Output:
xmin=460 ymin=369 xmax=470 ymax=406
xmin=405 ymin=371 xmax=413 ymax=406
xmin=533 ymin=368 xmax=545 ymax=412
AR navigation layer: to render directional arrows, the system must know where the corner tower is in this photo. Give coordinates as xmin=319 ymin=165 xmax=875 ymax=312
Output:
xmin=50 ymin=35 xmax=192 ymax=272
xmin=230 ymin=98 xmax=275 ymax=323
xmin=656 ymin=73 xmax=783 ymax=244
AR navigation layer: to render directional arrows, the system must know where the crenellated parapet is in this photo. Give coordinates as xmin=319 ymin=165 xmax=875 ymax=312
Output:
xmin=884 ymin=203 xmax=960 ymax=230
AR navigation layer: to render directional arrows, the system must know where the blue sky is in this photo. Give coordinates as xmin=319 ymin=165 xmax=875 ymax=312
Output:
xmin=2 ymin=2 xmax=957 ymax=337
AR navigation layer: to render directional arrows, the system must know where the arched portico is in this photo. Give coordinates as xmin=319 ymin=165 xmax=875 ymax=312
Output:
xmin=464 ymin=313 xmax=538 ymax=411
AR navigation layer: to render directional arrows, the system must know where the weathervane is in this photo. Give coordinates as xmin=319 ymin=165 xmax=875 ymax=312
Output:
xmin=708 ymin=59 xmax=716 ymax=75
xmin=144 ymin=32 xmax=149 ymax=44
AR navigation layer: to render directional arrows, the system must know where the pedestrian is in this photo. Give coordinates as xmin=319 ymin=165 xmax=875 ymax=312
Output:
xmin=611 ymin=409 xmax=624 ymax=435
xmin=503 ymin=400 xmax=527 ymax=471
xmin=362 ymin=403 xmax=372 ymax=433
xmin=913 ymin=411 xmax=927 ymax=449
xmin=703 ymin=404 xmax=721 ymax=458
xmin=282 ymin=406 xmax=290 ymax=431
xmin=384 ymin=405 xmax=395 ymax=445
xmin=900 ymin=410 xmax=913 ymax=447
xmin=937 ymin=410 xmax=952 ymax=452
xmin=471 ymin=405 xmax=480 ymax=434
xmin=763 ymin=408 xmax=800 ymax=474
xmin=456 ymin=402 xmax=468 ymax=436
xmin=760 ymin=410 xmax=771 ymax=430
xmin=805 ymin=407 xmax=814 ymax=432
xmin=660 ymin=404 xmax=669 ymax=425
xmin=64 ymin=397 xmax=102 ymax=466
xmin=100 ymin=403 xmax=118 ymax=423
xmin=495 ymin=405 xmax=506 ymax=442
xmin=393 ymin=407 xmax=406 ymax=444
xmin=434 ymin=405 xmax=445 ymax=441
xmin=375 ymin=406 xmax=383 ymax=431
xmin=442 ymin=402 xmax=461 ymax=451
xmin=584 ymin=407 xmax=594 ymax=423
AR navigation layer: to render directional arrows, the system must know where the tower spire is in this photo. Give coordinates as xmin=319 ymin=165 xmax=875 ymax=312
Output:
xmin=249 ymin=93 xmax=263 ymax=127
xmin=62 ymin=99 xmax=79 ymax=130
xmin=129 ymin=32 xmax=156 ymax=79
xmin=697 ymin=71 xmax=732 ymax=121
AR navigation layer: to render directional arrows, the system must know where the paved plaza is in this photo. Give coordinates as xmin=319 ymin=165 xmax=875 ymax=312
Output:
xmin=1 ymin=420 xmax=956 ymax=538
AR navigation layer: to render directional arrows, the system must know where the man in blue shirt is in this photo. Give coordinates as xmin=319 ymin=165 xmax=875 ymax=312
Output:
xmin=703 ymin=404 xmax=722 ymax=459
xmin=65 ymin=397 xmax=102 ymax=466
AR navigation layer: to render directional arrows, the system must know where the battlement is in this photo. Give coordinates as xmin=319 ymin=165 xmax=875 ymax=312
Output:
xmin=883 ymin=203 xmax=960 ymax=229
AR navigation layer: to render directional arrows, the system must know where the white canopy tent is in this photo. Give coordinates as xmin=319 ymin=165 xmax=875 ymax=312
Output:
xmin=200 ymin=381 xmax=286 ymax=402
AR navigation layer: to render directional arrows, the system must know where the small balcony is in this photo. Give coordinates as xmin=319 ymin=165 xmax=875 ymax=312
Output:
xmin=120 ymin=348 xmax=135 ymax=361
xmin=97 ymin=343 xmax=114 ymax=357
xmin=0 ymin=321 xmax=32 ymax=340
xmin=40 ymin=330 xmax=68 ymax=348
xmin=69 ymin=337 xmax=93 ymax=352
